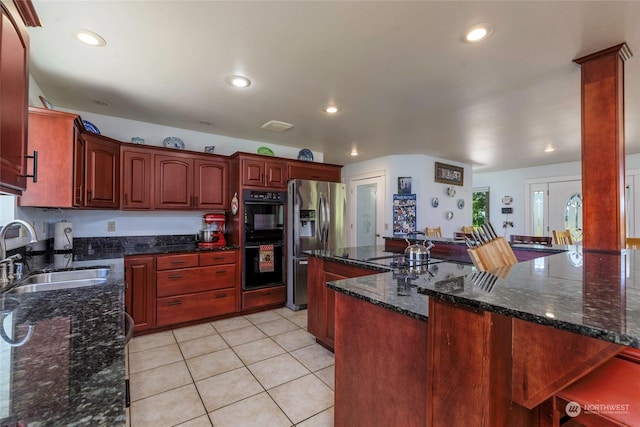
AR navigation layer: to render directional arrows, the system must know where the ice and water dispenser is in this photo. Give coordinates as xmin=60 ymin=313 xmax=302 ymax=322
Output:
xmin=298 ymin=210 xmax=316 ymax=237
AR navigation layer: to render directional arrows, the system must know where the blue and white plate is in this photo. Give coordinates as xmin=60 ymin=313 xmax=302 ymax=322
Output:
xmin=163 ymin=136 xmax=185 ymax=149
xmin=83 ymin=120 xmax=100 ymax=134
xmin=297 ymin=149 xmax=313 ymax=161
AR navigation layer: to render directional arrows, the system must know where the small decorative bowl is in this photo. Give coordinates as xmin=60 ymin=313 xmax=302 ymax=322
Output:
xmin=204 ymin=146 xmax=215 ymax=154
xmin=131 ymin=137 xmax=144 ymax=144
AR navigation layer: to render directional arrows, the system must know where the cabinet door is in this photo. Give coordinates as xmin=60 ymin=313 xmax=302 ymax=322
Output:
xmin=306 ymin=257 xmax=326 ymax=339
xmin=324 ymin=272 xmax=343 ymax=347
xmin=194 ymin=157 xmax=228 ymax=209
xmin=0 ymin=6 xmax=28 ymax=194
xmin=83 ymin=134 xmax=120 ymax=208
xmin=122 ymin=147 xmax=153 ymax=209
xmin=241 ymin=159 xmax=265 ymax=187
xmin=155 ymin=154 xmax=193 ymax=209
xmin=288 ymin=163 xmax=341 ymax=182
xmin=125 ymin=256 xmax=155 ymax=333
xmin=18 ymin=108 xmax=80 ymax=207
xmin=265 ymin=160 xmax=287 ymax=188
xmin=73 ymin=130 xmax=84 ymax=207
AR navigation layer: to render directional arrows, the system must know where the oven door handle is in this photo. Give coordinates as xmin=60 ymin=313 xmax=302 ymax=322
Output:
xmin=244 ymin=243 xmax=283 ymax=249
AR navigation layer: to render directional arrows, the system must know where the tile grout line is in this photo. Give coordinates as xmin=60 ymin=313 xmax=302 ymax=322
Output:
xmin=129 ymin=309 xmax=330 ymax=426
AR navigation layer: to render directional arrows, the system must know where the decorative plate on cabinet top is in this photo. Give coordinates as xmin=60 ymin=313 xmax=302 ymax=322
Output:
xmin=163 ymin=136 xmax=185 ymax=149
xmin=447 ymin=186 xmax=456 ymax=197
xmin=257 ymin=146 xmax=274 ymax=156
xmin=297 ymin=149 xmax=314 ymax=161
xmin=82 ymin=120 xmax=100 ymax=134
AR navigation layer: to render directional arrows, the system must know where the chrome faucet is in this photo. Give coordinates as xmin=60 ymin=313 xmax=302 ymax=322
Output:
xmin=0 ymin=220 xmax=38 ymax=285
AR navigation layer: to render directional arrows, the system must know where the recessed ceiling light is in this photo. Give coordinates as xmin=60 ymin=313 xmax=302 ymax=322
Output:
xmin=226 ymin=75 xmax=251 ymax=88
xmin=76 ymin=29 xmax=106 ymax=47
xmin=323 ymin=105 xmax=339 ymax=114
xmin=544 ymin=146 xmax=556 ymax=153
xmin=462 ymin=23 xmax=493 ymax=43
xmin=350 ymin=149 xmax=358 ymax=156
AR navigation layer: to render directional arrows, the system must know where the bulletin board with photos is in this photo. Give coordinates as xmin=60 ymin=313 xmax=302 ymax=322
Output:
xmin=393 ymin=193 xmax=417 ymax=235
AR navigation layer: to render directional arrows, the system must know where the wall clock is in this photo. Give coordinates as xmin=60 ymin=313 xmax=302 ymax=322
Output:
xmin=502 ymin=195 xmax=513 ymax=205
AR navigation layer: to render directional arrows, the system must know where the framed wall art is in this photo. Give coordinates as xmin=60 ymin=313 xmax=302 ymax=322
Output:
xmin=434 ymin=162 xmax=464 ymax=186
xmin=398 ymin=177 xmax=412 ymax=194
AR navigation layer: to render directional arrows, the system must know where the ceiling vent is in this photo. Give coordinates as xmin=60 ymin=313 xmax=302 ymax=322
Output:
xmin=261 ymin=120 xmax=294 ymax=132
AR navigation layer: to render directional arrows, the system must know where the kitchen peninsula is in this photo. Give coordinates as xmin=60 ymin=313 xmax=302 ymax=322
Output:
xmin=307 ymin=244 xmax=640 ymax=426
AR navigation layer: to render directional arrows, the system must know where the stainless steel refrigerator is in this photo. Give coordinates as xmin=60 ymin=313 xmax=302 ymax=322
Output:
xmin=286 ymin=179 xmax=347 ymax=310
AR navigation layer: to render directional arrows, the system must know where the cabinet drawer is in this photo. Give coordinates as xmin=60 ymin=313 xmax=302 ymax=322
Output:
xmin=199 ymin=251 xmax=236 ymax=266
xmin=156 ymin=289 xmax=236 ymax=326
xmin=157 ymin=265 xmax=236 ymax=297
xmin=156 ymin=253 xmax=199 ymax=270
xmin=242 ymin=285 xmax=286 ymax=310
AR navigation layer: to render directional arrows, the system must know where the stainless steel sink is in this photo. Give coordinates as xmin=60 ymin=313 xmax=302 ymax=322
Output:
xmin=8 ymin=268 xmax=110 ymax=294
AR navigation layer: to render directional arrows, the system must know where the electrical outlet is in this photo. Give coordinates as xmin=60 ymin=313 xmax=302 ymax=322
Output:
xmin=107 ymin=221 xmax=116 ymax=232
xmin=384 ymin=223 xmax=389 ymax=230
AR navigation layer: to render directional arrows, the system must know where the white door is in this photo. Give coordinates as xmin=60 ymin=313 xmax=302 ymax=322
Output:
xmin=549 ymin=180 xmax=582 ymax=243
xmin=348 ymin=174 xmax=386 ymax=247
xmin=528 ymin=183 xmax=548 ymax=236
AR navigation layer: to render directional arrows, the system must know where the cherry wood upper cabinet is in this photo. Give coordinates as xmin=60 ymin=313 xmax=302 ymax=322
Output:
xmin=194 ymin=156 xmax=228 ymax=210
xmin=0 ymin=1 xmax=32 ymax=195
xmin=241 ymin=156 xmax=287 ymax=189
xmin=287 ymin=160 xmax=342 ymax=183
xmin=19 ymin=108 xmax=120 ymax=209
xmin=82 ymin=133 xmax=120 ymax=208
xmin=121 ymin=145 xmax=154 ymax=210
xmin=19 ymin=108 xmax=82 ymax=207
xmin=154 ymin=153 xmax=193 ymax=209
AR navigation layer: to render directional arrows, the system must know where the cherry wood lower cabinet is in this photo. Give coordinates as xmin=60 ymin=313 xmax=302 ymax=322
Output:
xmin=124 ymin=255 xmax=155 ymax=333
xmin=334 ymin=292 xmax=427 ymax=427
xmin=307 ymin=257 xmax=379 ymax=350
xmin=242 ymin=285 xmax=286 ymax=310
xmin=125 ymin=249 xmax=240 ymax=334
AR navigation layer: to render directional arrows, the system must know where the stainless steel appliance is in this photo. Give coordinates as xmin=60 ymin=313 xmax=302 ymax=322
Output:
xmin=287 ymin=179 xmax=347 ymax=310
xmin=242 ymin=190 xmax=286 ymax=290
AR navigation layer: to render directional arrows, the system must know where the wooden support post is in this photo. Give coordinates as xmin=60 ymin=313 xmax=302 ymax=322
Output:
xmin=574 ymin=43 xmax=632 ymax=251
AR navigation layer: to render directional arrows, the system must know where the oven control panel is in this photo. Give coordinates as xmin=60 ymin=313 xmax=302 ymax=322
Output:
xmin=244 ymin=190 xmax=285 ymax=202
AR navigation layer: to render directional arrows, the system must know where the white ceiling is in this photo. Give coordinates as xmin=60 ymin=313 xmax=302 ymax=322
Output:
xmin=27 ymin=1 xmax=640 ymax=172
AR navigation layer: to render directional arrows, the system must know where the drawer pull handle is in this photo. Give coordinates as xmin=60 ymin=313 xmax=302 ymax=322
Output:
xmin=213 ymin=257 xmax=225 ymax=260
xmin=167 ymin=301 xmax=182 ymax=306
xmin=168 ymin=274 xmax=183 ymax=279
xmin=215 ymin=293 xmax=227 ymax=299
xmin=171 ymin=260 xmax=186 ymax=264
xmin=215 ymin=270 xmax=227 ymax=274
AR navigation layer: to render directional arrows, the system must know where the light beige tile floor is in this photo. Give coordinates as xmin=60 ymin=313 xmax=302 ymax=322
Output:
xmin=127 ymin=308 xmax=335 ymax=426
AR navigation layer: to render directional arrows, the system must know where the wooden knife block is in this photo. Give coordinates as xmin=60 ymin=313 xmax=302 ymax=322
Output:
xmin=467 ymin=237 xmax=518 ymax=272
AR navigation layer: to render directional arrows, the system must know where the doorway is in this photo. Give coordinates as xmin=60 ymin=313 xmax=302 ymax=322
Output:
xmin=526 ymin=179 xmax=583 ymax=243
xmin=348 ymin=173 xmax=386 ymax=247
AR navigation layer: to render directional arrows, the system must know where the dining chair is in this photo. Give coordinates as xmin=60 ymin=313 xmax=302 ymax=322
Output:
xmin=425 ymin=227 xmax=442 ymax=238
xmin=552 ymin=229 xmax=573 ymax=245
xmin=462 ymin=226 xmax=474 ymax=234
xmin=627 ymin=237 xmax=640 ymax=249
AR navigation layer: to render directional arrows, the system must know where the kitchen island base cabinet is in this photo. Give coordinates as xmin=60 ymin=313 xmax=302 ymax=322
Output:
xmin=334 ymin=291 xmax=427 ymax=427
xmin=307 ymin=257 xmax=379 ymax=350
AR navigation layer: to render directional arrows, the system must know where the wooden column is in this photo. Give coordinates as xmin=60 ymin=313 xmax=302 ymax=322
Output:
xmin=574 ymin=43 xmax=632 ymax=251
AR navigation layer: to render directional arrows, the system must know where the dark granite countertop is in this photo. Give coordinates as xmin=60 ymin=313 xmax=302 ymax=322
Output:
xmin=310 ymin=245 xmax=640 ymax=349
xmin=0 ymin=257 xmax=126 ymax=426
xmin=0 ymin=237 xmax=240 ymax=426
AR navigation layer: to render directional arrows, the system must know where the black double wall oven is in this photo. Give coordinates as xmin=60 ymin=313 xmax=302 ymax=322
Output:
xmin=242 ymin=189 xmax=285 ymax=290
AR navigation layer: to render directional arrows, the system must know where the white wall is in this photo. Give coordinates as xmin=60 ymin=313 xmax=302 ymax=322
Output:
xmin=342 ymin=155 xmax=473 ymax=239
xmin=473 ymin=153 xmax=640 ymax=237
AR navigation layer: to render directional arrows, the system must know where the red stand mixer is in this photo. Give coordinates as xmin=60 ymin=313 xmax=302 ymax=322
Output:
xmin=197 ymin=213 xmax=227 ymax=248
